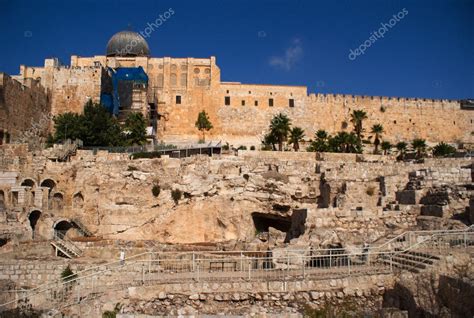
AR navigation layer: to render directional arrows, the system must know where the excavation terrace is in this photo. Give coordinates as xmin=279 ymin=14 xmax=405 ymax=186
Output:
xmin=0 ymin=144 xmax=473 ymax=317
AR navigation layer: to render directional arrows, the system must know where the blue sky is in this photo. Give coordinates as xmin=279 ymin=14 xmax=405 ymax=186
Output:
xmin=0 ymin=0 xmax=472 ymax=99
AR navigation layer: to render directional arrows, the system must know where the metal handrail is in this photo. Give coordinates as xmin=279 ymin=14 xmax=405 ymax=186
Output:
xmin=1 ymin=226 xmax=473 ymax=309
xmin=53 ymin=232 xmax=83 ymax=256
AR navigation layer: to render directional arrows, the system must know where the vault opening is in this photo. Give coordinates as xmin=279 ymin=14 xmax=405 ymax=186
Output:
xmin=252 ymin=209 xmax=307 ymax=243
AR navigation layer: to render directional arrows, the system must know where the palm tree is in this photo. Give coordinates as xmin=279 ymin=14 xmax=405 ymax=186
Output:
xmin=350 ymin=110 xmax=368 ymax=141
xmin=370 ymin=124 xmax=384 ymax=154
xmin=332 ymin=131 xmax=360 ymax=153
xmin=269 ymin=113 xmax=291 ymax=151
xmin=263 ymin=132 xmax=278 ymax=151
xmin=315 ymin=129 xmax=328 ymax=141
xmin=288 ymin=127 xmax=305 ymax=151
xmin=381 ymin=141 xmax=392 ymax=155
xmin=396 ymin=141 xmax=408 ymax=160
xmin=412 ymin=138 xmax=427 ymax=158
xmin=307 ymin=129 xmax=329 ymax=152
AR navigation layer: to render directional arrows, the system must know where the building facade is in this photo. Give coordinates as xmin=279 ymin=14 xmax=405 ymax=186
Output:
xmin=1 ymin=31 xmax=473 ymax=148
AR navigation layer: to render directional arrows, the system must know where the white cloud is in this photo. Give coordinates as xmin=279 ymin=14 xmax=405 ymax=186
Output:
xmin=269 ymin=38 xmax=303 ymax=71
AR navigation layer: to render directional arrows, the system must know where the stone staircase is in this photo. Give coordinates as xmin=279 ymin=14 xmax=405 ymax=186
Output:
xmin=379 ymin=249 xmax=440 ymax=273
xmin=71 ymin=219 xmax=92 ymax=237
xmin=45 ymin=139 xmax=82 ymax=162
xmin=51 ymin=232 xmax=82 ymax=258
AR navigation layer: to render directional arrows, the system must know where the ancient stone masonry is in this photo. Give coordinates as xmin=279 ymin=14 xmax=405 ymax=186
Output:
xmin=1 ymin=30 xmax=472 ymax=147
xmin=0 ymin=145 xmax=472 ymax=317
xmin=0 ymin=146 xmax=471 ymax=246
xmin=0 ymin=73 xmax=50 ymax=144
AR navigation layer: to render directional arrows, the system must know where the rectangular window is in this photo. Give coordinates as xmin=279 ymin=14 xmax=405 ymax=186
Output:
xmin=269 ymin=98 xmax=274 ymax=107
xmin=225 ymin=96 xmax=230 ymax=105
xmin=241 ymin=100 xmax=245 ymax=106
xmin=175 ymin=95 xmax=181 ymax=104
xmin=254 ymin=100 xmax=258 ymax=106
xmin=289 ymin=99 xmax=294 ymax=107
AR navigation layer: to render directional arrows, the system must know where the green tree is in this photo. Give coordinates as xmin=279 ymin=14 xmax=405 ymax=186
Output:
xmin=381 ymin=141 xmax=392 ymax=155
xmin=262 ymin=132 xmax=278 ymax=151
xmin=81 ymin=100 xmax=124 ymax=146
xmin=53 ymin=112 xmax=85 ymax=143
xmin=52 ymin=100 xmax=124 ymax=147
xmin=396 ymin=141 xmax=408 ymax=160
xmin=370 ymin=124 xmax=384 ymax=154
xmin=412 ymin=138 xmax=427 ymax=158
xmin=307 ymin=129 xmax=329 ymax=152
xmin=288 ymin=127 xmax=305 ymax=151
xmin=350 ymin=110 xmax=368 ymax=141
xmin=432 ymin=142 xmax=456 ymax=157
xmin=123 ymin=112 xmax=147 ymax=146
xmin=195 ymin=110 xmax=213 ymax=142
xmin=330 ymin=131 xmax=361 ymax=153
xmin=269 ymin=113 xmax=292 ymax=151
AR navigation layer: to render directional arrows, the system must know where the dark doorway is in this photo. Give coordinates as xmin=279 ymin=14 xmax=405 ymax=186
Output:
xmin=54 ymin=220 xmax=73 ymax=238
xmin=29 ymin=210 xmax=41 ymax=239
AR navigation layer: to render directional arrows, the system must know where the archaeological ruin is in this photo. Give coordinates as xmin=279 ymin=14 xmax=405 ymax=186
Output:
xmin=0 ymin=30 xmax=473 ymax=317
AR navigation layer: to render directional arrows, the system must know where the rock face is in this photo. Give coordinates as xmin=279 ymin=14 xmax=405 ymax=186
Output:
xmin=0 ymin=146 xmax=472 ymax=247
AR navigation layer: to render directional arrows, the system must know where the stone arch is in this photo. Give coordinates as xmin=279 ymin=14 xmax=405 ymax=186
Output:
xmin=170 ymin=73 xmax=177 ymax=86
xmin=40 ymin=178 xmax=56 ymax=193
xmin=28 ymin=210 xmax=42 ymax=238
xmin=53 ymin=219 xmax=73 ymax=237
xmin=51 ymin=192 xmax=64 ymax=210
xmin=73 ymin=192 xmax=84 ymax=208
xmin=21 ymin=178 xmax=36 ymax=188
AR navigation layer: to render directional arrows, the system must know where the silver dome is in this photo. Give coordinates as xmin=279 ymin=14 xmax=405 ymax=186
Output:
xmin=106 ymin=31 xmax=150 ymax=57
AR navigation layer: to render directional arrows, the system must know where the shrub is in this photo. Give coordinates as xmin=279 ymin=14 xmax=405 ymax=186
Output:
xmin=380 ymin=105 xmax=386 ymax=112
xmin=433 ymin=142 xmax=456 ymax=157
xmin=131 ymin=151 xmax=161 ymax=159
xmin=222 ymin=143 xmax=230 ymax=151
xmin=250 ymin=145 xmax=256 ymax=151
xmin=127 ymin=165 xmax=138 ymax=171
xmin=238 ymin=145 xmax=247 ymax=150
xmin=171 ymin=189 xmax=182 ymax=204
xmin=152 ymin=184 xmax=161 ymax=197
xmin=61 ymin=265 xmax=77 ymax=283
xmin=102 ymin=303 xmax=122 ymax=318
xmin=243 ymin=174 xmax=250 ymax=181
xmin=366 ymin=186 xmax=376 ymax=196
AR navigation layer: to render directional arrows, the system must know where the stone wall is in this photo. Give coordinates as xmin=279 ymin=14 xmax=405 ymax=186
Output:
xmin=0 ymin=147 xmax=470 ymax=245
xmin=0 ymin=73 xmax=50 ymax=143
xmin=8 ymin=55 xmax=474 ymax=147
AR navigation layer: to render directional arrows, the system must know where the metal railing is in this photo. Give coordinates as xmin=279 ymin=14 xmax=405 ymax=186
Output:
xmin=1 ymin=226 xmax=473 ymax=312
xmin=52 ymin=232 xmax=83 ymax=257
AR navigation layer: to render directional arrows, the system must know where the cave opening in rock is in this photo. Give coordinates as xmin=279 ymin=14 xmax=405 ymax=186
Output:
xmin=0 ymin=238 xmax=8 ymax=247
xmin=252 ymin=209 xmax=307 ymax=243
xmin=252 ymin=212 xmax=291 ymax=233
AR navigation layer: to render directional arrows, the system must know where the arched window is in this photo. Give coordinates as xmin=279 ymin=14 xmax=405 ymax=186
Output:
xmin=52 ymin=193 xmax=64 ymax=210
xmin=170 ymin=73 xmax=177 ymax=86
xmin=21 ymin=179 xmax=35 ymax=188
xmin=40 ymin=179 xmax=56 ymax=194
xmin=73 ymin=193 xmax=84 ymax=208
